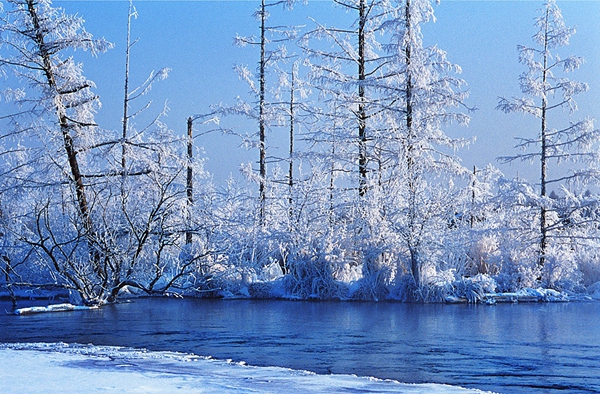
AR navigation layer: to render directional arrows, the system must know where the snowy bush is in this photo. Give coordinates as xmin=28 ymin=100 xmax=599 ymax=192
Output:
xmin=468 ymin=236 xmax=502 ymax=276
xmin=495 ymin=260 xmax=540 ymax=293
xmin=542 ymin=246 xmax=582 ymax=292
xmin=283 ymin=251 xmax=348 ymax=300
xmin=579 ymin=258 xmax=600 ymax=287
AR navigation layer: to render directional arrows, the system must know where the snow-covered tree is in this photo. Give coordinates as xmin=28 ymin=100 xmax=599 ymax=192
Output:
xmin=0 ymin=0 xmax=208 ymax=304
xmin=291 ymin=0 xmax=389 ymax=300
xmin=0 ymin=0 xmax=113 ymax=303
xmin=497 ymin=0 xmax=600 ymax=272
xmin=0 ymin=0 xmax=111 ymax=234
xmin=301 ymin=0 xmax=391 ymax=198
xmin=374 ymin=0 xmax=471 ymax=292
xmin=85 ymin=2 xmax=205 ymax=302
xmin=230 ymin=0 xmax=301 ymax=226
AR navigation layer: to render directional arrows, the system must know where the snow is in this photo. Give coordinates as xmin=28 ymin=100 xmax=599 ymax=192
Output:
xmin=0 ymin=342 xmax=493 ymax=393
xmin=588 ymin=282 xmax=600 ymax=300
xmin=12 ymin=303 xmax=98 ymax=315
xmin=483 ymin=287 xmax=571 ymax=304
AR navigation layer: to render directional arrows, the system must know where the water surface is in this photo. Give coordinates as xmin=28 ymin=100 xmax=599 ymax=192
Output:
xmin=1 ymin=298 xmax=599 ymax=393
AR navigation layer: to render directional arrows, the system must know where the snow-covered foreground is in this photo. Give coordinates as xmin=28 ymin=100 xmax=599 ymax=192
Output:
xmin=0 ymin=343 xmax=492 ymax=393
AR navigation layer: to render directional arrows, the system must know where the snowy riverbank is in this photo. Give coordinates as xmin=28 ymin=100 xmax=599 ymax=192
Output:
xmin=2 ymin=281 xmax=600 ymax=313
xmin=0 ymin=343 xmax=493 ymax=393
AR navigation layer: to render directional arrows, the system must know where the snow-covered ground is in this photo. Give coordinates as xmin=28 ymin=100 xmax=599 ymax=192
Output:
xmin=0 ymin=342 xmax=492 ymax=393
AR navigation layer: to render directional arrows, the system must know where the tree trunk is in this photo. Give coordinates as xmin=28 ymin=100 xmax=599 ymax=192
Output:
xmin=258 ymin=0 xmax=267 ymax=225
xmin=121 ymin=0 xmax=134 ymax=172
xmin=404 ymin=0 xmax=420 ymax=288
xmin=539 ymin=7 xmax=550 ymax=270
xmin=357 ymin=0 xmax=368 ymax=197
xmin=186 ymin=117 xmax=194 ymax=245
xmin=27 ymin=0 xmax=92 ymax=234
xmin=26 ymin=0 xmax=104 ymax=288
xmin=288 ymin=63 xmax=296 ymax=224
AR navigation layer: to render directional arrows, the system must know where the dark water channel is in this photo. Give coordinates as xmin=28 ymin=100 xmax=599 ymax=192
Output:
xmin=1 ymin=297 xmax=599 ymax=393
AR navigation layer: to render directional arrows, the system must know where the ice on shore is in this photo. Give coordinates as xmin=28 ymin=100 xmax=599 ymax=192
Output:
xmin=0 ymin=342 xmax=493 ymax=393
xmin=12 ymin=303 xmax=98 ymax=315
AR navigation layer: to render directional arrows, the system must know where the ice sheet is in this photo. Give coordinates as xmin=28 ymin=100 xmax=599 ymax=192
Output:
xmin=0 ymin=342 xmax=493 ymax=393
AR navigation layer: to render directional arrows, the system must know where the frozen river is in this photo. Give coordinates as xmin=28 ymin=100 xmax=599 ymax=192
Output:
xmin=1 ymin=298 xmax=599 ymax=393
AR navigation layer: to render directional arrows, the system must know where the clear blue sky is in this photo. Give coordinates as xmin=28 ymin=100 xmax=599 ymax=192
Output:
xmin=42 ymin=1 xmax=600 ymax=186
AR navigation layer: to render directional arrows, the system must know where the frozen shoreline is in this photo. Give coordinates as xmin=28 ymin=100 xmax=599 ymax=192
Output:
xmin=0 ymin=342 xmax=493 ymax=393
xmin=3 ymin=284 xmax=597 ymax=316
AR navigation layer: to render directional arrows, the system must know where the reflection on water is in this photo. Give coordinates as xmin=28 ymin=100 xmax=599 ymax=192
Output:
xmin=1 ymin=297 xmax=599 ymax=393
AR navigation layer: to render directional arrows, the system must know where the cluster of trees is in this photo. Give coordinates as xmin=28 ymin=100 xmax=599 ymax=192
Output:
xmin=0 ymin=0 xmax=599 ymax=306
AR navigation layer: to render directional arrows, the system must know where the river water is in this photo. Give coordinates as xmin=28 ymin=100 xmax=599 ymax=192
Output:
xmin=1 ymin=297 xmax=599 ymax=393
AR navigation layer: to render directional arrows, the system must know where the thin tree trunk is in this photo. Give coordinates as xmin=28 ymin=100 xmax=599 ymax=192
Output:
xmin=288 ymin=64 xmax=296 ymax=223
xmin=404 ymin=0 xmax=420 ymax=288
xmin=121 ymin=0 xmax=134 ymax=172
xmin=27 ymin=0 xmax=92 ymax=233
xmin=329 ymin=105 xmax=337 ymax=230
xmin=357 ymin=0 xmax=368 ymax=197
xmin=26 ymin=0 xmax=105 ymax=289
xmin=258 ymin=0 xmax=267 ymax=225
xmin=471 ymin=166 xmax=476 ymax=229
xmin=539 ymin=7 xmax=550 ymax=270
xmin=186 ymin=117 xmax=194 ymax=245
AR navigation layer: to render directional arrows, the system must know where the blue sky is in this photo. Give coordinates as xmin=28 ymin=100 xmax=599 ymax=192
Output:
xmin=33 ymin=1 xmax=600 ymax=186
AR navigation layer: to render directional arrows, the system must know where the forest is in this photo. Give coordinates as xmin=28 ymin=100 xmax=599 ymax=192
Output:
xmin=1 ymin=0 xmax=599 ymax=306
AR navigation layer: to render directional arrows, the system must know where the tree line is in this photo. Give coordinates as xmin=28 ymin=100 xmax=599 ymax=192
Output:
xmin=0 ymin=0 xmax=598 ymax=306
